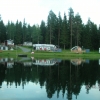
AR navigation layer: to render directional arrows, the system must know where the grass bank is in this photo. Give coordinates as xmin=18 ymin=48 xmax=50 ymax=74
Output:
xmin=0 ymin=48 xmax=100 ymax=60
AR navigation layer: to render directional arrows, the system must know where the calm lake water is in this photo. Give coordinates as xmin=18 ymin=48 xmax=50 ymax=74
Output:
xmin=0 ymin=57 xmax=100 ymax=100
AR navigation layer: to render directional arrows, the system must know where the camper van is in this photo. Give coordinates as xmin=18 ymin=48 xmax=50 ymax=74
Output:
xmin=33 ymin=44 xmax=56 ymax=51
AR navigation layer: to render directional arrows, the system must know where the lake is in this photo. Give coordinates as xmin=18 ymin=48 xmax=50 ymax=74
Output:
xmin=0 ymin=57 xmax=100 ymax=100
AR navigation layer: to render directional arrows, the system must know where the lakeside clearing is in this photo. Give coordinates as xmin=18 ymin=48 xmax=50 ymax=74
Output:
xmin=0 ymin=47 xmax=100 ymax=59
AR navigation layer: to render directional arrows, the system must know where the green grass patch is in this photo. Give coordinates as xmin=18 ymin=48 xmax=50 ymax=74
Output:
xmin=0 ymin=48 xmax=100 ymax=60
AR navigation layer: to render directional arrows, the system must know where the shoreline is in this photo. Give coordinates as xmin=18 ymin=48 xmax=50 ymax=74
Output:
xmin=0 ymin=50 xmax=100 ymax=60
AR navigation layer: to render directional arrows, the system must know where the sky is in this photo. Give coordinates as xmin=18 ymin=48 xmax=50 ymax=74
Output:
xmin=0 ymin=0 xmax=100 ymax=26
xmin=1 ymin=81 xmax=100 ymax=100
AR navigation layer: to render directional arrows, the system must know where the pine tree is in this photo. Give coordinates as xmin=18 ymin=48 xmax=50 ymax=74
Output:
xmin=60 ymin=13 xmax=68 ymax=50
xmin=40 ymin=20 xmax=46 ymax=43
xmin=74 ymin=13 xmax=82 ymax=46
xmin=68 ymin=8 xmax=74 ymax=48
xmin=0 ymin=15 xmax=6 ymax=43
xmin=57 ymin=12 xmax=62 ymax=47
xmin=47 ymin=10 xmax=57 ymax=44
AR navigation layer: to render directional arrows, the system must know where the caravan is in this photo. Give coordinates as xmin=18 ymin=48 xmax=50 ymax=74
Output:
xmin=33 ymin=44 xmax=56 ymax=51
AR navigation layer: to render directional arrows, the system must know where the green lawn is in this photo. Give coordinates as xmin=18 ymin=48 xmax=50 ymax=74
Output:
xmin=0 ymin=48 xmax=100 ymax=60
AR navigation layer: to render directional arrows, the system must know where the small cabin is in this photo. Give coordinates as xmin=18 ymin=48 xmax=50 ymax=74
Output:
xmin=23 ymin=42 xmax=32 ymax=46
xmin=5 ymin=39 xmax=14 ymax=46
xmin=33 ymin=44 xmax=56 ymax=51
xmin=0 ymin=45 xmax=8 ymax=50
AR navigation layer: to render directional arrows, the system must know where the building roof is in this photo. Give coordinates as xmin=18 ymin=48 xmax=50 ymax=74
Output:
xmin=33 ymin=44 xmax=55 ymax=47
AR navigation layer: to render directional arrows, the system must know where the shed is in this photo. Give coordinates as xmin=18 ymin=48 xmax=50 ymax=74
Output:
xmin=5 ymin=39 xmax=14 ymax=46
xmin=23 ymin=42 xmax=32 ymax=46
xmin=0 ymin=45 xmax=8 ymax=50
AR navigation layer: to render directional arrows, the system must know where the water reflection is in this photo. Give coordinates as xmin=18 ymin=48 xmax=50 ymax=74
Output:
xmin=32 ymin=58 xmax=61 ymax=66
xmin=0 ymin=57 xmax=100 ymax=100
xmin=71 ymin=58 xmax=89 ymax=66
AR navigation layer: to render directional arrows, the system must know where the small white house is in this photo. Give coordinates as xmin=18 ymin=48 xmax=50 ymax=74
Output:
xmin=5 ymin=39 xmax=14 ymax=46
xmin=23 ymin=42 xmax=32 ymax=46
xmin=33 ymin=44 xmax=56 ymax=51
xmin=0 ymin=45 xmax=8 ymax=50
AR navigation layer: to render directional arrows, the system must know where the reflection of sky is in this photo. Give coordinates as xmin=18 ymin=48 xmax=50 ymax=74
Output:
xmin=73 ymin=85 xmax=100 ymax=100
xmin=0 ymin=82 xmax=100 ymax=100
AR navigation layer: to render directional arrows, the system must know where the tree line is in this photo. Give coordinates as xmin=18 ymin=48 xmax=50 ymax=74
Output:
xmin=0 ymin=8 xmax=100 ymax=50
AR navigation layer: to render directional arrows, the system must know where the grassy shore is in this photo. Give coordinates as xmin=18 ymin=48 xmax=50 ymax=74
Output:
xmin=0 ymin=48 xmax=100 ymax=60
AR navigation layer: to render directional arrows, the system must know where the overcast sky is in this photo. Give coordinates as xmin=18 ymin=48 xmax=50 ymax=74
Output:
xmin=0 ymin=0 xmax=100 ymax=26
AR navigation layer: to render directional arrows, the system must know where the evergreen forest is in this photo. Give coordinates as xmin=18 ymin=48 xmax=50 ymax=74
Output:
xmin=0 ymin=8 xmax=100 ymax=50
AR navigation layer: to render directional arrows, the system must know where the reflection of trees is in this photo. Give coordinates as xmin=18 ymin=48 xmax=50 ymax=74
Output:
xmin=0 ymin=63 xmax=6 ymax=88
xmin=0 ymin=60 xmax=100 ymax=99
xmin=46 ymin=66 xmax=59 ymax=98
xmin=38 ymin=67 xmax=46 ymax=87
xmin=80 ymin=60 xmax=100 ymax=93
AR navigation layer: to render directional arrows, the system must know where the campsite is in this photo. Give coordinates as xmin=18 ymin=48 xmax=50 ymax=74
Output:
xmin=0 ymin=45 xmax=99 ymax=59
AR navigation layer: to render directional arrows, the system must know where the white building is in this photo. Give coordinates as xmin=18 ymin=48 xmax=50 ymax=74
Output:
xmin=5 ymin=39 xmax=14 ymax=46
xmin=33 ymin=44 xmax=56 ymax=51
xmin=23 ymin=42 xmax=32 ymax=46
xmin=0 ymin=45 xmax=8 ymax=50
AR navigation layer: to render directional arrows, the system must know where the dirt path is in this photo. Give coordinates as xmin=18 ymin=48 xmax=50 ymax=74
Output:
xmin=18 ymin=46 xmax=31 ymax=52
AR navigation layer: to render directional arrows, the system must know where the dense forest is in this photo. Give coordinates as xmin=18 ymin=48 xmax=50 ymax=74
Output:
xmin=0 ymin=8 xmax=100 ymax=50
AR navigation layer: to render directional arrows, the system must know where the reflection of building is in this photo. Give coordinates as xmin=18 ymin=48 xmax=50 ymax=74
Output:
xmin=33 ymin=59 xmax=61 ymax=66
xmin=71 ymin=58 xmax=89 ymax=66
xmin=0 ymin=58 xmax=14 ymax=68
xmin=23 ymin=62 xmax=32 ymax=67
xmin=0 ymin=58 xmax=14 ymax=63
xmin=0 ymin=57 xmax=62 ymax=67
xmin=99 ymin=59 xmax=100 ymax=65
xmin=71 ymin=59 xmax=84 ymax=66
xmin=7 ymin=62 xmax=14 ymax=68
